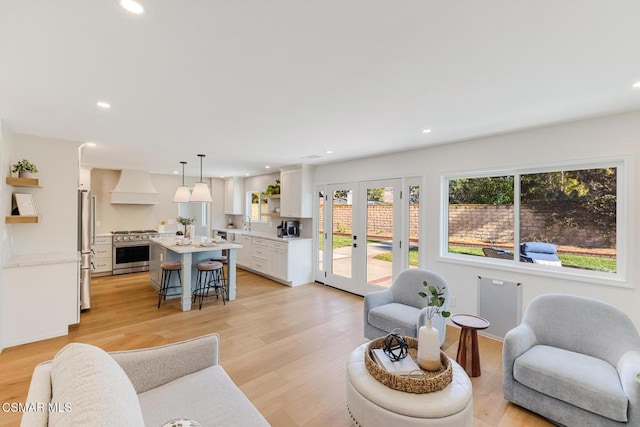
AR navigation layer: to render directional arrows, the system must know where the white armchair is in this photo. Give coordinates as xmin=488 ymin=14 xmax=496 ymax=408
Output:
xmin=503 ymin=294 xmax=640 ymax=426
xmin=363 ymin=269 xmax=449 ymax=346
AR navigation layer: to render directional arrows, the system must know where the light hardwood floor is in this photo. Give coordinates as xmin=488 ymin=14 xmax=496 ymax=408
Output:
xmin=0 ymin=270 xmax=553 ymax=426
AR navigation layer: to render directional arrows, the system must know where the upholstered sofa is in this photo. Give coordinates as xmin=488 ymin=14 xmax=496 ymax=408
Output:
xmin=503 ymin=294 xmax=640 ymax=426
xmin=21 ymin=334 xmax=269 ymax=426
xmin=364 ymin=269 xmax=449 ymax=346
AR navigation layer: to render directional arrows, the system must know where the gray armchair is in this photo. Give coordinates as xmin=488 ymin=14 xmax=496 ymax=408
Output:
xmin=363 ymin=269 xmax=449 ymax=346
xmin=503 ymin=294 xmax=640 ymax=426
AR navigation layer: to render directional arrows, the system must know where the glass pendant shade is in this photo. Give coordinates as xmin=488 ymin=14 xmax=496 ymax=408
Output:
xmin=190 ymin=182 xmax=213 ymax=203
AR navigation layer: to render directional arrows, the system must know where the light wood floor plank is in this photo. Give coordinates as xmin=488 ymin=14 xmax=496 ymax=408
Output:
xmin=0 ymin=270 xmax=554 ymax=427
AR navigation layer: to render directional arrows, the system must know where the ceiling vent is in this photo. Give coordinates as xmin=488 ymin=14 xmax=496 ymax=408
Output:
xmin=299 ymin=154 xmax=321 ymax=160
xmin=110 ymin=169 xmax=159 ymax=205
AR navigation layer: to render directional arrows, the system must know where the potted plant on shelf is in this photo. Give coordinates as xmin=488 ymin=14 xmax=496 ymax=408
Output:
xmin=12 ymin=159 xmax=39 ymax=179
xmin=263 ymin=179 xmax=281 ymax=196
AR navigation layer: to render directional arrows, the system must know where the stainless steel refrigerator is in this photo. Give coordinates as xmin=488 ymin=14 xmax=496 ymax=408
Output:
xmin=78 ymin=190 xmax=95 ymax=310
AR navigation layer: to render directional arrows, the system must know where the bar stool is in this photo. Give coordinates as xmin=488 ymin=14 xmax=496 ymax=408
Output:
xmin=209 ymin=251 xmax=228 ymax=296
xmin=192 ymin=261 xmax=226 ymax=309
xmin=157 ymin=261 xmax=182 ymax=308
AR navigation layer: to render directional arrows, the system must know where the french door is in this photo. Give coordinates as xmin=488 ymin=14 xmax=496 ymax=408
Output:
xmin=318 ymin=179 xmax=405 ymax=296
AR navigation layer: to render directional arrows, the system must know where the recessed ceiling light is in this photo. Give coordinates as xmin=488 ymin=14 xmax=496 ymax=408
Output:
xmin=173 ymin=171 xmax=178 ymax=174
xmin=265 ymin=165 xmax=271 ymax=169
xmin=96 ymin=101 xmax=111 ymax=109
xmin=422 ymin=129 xmax=432 ymax=134
xmin=633 ymin=81 xmax=640 ymax=88
xmin=326 ymin=150 xmax=333 ymax=154
xmin=120 ymin=0 xmax=144 ymax=14
xmin=245 ymin=173 xmax=250 ymax=176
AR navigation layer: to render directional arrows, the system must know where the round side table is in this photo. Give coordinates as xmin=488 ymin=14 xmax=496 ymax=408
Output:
xmin=451 ymin=314 xmax=490 ymax=377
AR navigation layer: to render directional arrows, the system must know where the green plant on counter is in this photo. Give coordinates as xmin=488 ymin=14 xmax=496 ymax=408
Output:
xmin=264 ymin=179 xmax=281 ymax=195
xmin=176 ymin=216 xmax=197 ymax=226
xmin=12 ymin=159 xmax=39 ymax=174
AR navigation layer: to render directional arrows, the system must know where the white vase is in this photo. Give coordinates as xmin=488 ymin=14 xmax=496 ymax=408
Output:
xmin=417 ymin=319 xmax=441 ymax=371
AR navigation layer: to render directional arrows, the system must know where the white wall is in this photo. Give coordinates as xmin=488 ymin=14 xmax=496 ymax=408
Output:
xmin=90 ymin=169 xmax=224 ymax=237
xmin=0 ymin=129 xmax=79 ymax=351
xmin=7 ymin=133 xmax=78 ymax=255
xmin=314 ymin=110 xmax=640 ymax=330
xmin=0 ymin=119 xmax=10 ymax=352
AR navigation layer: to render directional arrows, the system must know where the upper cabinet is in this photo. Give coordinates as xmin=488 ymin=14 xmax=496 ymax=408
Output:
xmin=224 ymin=177 xmax=244 ymax=215
xmin=280 ymin=165 xmax=313 ymax=218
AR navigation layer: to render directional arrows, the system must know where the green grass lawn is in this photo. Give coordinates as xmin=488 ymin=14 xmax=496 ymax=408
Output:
xmin=374 ymin=248 xmax=419 ymax=267
xmin=326 ymin=238 xmax=616 ymax=273
xmin=449 ymin=245 xmax=616 ymax=272
xmin=318 ymin=235 xmax=353 ymax=250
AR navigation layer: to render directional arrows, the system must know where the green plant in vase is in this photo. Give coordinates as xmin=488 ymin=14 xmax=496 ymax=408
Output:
xmin=12 ymin=159 xmax=39 ymax=178
xmin=176 ymin=216 xmax=197 ymax=238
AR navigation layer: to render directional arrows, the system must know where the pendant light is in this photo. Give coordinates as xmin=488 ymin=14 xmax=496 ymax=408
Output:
xmin=190 ymin=154 xmax=213 ymax=203
xmin=172 ymin=161 xmax=191 ymax=203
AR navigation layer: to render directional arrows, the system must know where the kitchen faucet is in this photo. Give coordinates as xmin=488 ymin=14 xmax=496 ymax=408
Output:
xmin=244 ymin=215 xmax=252 ymax=232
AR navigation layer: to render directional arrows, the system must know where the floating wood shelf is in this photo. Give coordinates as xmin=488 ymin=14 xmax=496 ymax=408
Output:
xmin=5 ymin=215 xmax=39 ymax=224
xmin=263 ymin=194 xmax=281 ymax=199
xmin=6 ymin=177 xmax=40 ymax=187
xmin=263 ymin=212 xmax=281 ymax=217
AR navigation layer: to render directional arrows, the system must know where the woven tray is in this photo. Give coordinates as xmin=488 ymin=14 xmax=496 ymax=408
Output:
xmin=365 ymin=336 xmax=452 ymax=394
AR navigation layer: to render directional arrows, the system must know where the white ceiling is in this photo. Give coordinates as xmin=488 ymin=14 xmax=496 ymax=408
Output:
xmin=1 ymin=1 xmax=640 ymax=178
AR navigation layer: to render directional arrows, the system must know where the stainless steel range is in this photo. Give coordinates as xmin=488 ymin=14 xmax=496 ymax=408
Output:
xmin=112 ymin=230 xmax=161 ymax=275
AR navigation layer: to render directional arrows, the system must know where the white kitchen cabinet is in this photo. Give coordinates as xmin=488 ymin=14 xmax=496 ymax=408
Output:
xmin=79 ymin=167 xmax=92 ymax=190
xmin=91 ymin=235 xmax=112 ymax=276
xmin=224 ymin=177 xmax=244 ymax=215
xmin=274 ymin=241 xmax=288 ymax=281
xmin=2 ymin=253 xmax=80 ymax=347
xmin=237 ymin=234 xmax=252 ymax=267
xmin=251 ymin=238 xmax=283 ymax=278
xmin=242 ymin=235 xmax=311 ymax=286
xmin=280 ymin=165 xmax=313 ymax=218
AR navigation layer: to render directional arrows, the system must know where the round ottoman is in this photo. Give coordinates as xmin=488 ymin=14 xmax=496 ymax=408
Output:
xmin=346 ymin=343 xmax=473 ymax=426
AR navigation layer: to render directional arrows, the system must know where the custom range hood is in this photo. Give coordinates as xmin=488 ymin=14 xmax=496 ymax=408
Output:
xmin=110 ymin=169 xmax=159 ymax=205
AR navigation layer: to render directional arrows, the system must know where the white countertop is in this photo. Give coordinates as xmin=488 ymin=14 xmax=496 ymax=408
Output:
xmin=150 ymin=237 xmax=242 ymax=254
xmin=4 ymin=251 xmax=80 ymax=269
xmin=214 ymin=228 xmax=311 ymax=242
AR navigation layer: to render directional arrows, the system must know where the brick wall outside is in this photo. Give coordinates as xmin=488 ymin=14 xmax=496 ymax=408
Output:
xmin=449 ymin=203 xmax=615 ymax=248
xmin=319 ymin=203 xmax=614 ymax=249
xmin=320 ymin=205 xmax=420 ymax=239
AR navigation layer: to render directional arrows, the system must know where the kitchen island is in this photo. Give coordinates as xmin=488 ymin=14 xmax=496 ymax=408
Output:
xmin=149 ymin=238 xmax=242 ymax=311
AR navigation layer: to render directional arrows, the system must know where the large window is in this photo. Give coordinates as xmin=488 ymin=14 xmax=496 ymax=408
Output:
xmin=446 ymin=162 xmax=621 ymax=276
xmin=247 ymin=191 xmax=268 ymax=222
